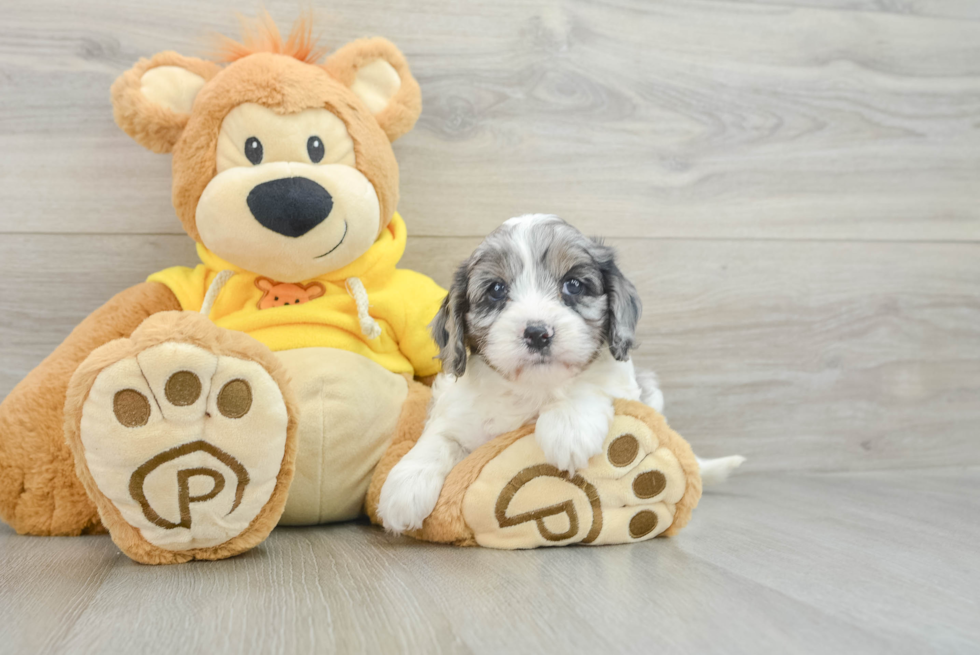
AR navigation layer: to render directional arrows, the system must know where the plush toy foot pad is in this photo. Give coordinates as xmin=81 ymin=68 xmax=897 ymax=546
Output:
xmin=463 ymin=415 xmax=684 ymax=548
xmin=457 ymin=402 xmax=701 ymax=549
xmin=65 ymin=312 xmax=296 ymax=564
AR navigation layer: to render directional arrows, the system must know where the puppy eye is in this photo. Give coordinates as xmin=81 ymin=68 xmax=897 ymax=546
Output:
xmin=245 ymin=137 xmax=263 ymax=165
xmin=307 ymin=136 xmax=325 ymax=163
xmin=562 ymin=278 xmax=583 ymax=296
xmin=487 ymin=281 xmax=508 ymax=302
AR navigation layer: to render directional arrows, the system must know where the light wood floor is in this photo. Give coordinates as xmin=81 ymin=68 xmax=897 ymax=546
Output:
xmin=2 ymin=470 xmax=978 ymax=654
xmin=1 ymin=1 xmax=978 ymax=653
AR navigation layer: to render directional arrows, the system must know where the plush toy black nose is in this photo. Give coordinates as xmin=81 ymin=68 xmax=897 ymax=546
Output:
xmin=523 ymin=323 xmax=553 ymax=352
xmin=247 ymin=177 xmax=334 ymax=238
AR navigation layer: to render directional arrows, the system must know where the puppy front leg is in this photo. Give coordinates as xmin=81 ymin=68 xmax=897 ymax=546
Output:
xmin=535 ymin=388 xmax=615 ymax=475
xmin=376 ymin=425 xmax=468 ymax=533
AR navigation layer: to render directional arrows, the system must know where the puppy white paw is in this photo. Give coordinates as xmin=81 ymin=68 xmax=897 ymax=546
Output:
xmin=377 ymin=461 xmax=446 ymax=533
xmin=535 ymin=405 xmax=610 ymax=475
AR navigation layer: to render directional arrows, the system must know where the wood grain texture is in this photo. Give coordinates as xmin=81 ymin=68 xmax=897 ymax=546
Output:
xmin=0 ymin=0 xmax=978 ymax=239
xmin=1 ymin=1 xmax=978 ymax=652
xmin=2 ymin=470 xmax=978 ymax=654
xmin=729 ymin=0 xmax=980 ymax=20
xmin=1 ymin=234 xmax=976 ymax=472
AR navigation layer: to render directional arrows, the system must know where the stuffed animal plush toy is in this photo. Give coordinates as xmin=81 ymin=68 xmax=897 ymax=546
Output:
xmin=0 ymin=15 xmax=702 ymax=564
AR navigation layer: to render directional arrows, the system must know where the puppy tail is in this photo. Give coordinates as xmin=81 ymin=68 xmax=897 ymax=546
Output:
xmin=635 ymin=369 xmax=664 ymax=413
xmin=634 ymin=368 xmax=743 ymax=487
xmin=697 ymin=455 xmax=746 ymax=487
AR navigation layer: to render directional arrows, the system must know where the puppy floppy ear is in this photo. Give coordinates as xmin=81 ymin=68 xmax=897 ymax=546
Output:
xmin=323 ymin=37 xmax=422 ymax=142
xmin=430 ymin=260 xmax=470 ymax=377
xmin=596 ymin=243 xmax=642 ymax=361
xmin=111 ymin=52 xmax=221 ymax=153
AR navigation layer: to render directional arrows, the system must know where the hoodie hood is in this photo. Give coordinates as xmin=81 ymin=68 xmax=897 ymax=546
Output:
xmin=146 ymin=211 xmax=447 ymax=377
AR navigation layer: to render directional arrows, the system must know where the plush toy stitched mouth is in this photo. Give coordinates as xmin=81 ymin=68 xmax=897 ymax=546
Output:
xmin=315 ymin=220 xmax=348 ymax=259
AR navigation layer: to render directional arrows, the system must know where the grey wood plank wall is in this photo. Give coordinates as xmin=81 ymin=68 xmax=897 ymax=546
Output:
xmin=1 ymin=0 xmax=977 ymax=474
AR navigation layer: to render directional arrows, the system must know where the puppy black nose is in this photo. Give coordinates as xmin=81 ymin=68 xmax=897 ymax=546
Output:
xmin=247 ymin=177 xmax=334 ymax=238
xmin=523 ymin=323 xmax=553 ymax=351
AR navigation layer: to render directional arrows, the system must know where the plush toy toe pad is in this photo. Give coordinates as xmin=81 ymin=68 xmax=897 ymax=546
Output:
xmin=65 ymin=312 xmax=296 ymax=564
xmin=460 ymin=408 xmax=697 ymax=549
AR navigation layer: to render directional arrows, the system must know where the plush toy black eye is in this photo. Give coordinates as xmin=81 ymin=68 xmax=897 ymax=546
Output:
xmin=245 ymin=137 xmax=263 ymax=165
xmin=562 ymin=278 xmax=583 ymax=296
xmin=307 ymin=136 xmax=325 ymax=163
xmin=488 ymin=281 xmax=508 ymax=302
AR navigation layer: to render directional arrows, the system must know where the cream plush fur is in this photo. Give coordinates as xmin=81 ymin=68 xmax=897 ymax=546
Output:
xmin=0 ymin=17 xmax=433 ymax=563
xmin=276 ymin=349 xmax=408 ymax=525
xmin=0 ymin=15 xmax=704 ymax=563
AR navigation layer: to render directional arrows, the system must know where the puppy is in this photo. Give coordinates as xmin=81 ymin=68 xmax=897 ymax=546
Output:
xmin=377 ymin=214 xmax=742 ymax=533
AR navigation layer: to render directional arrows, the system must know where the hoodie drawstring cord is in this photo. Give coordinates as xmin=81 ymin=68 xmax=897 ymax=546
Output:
xmin=346 ymin=277 xmax=382 ymax=340
xmin=345 ymin=277 xmax=381 ymax=339
xmin=200 ymin=270 xmax=236 ymax=318
xmin=199 ymin=270 xmax=382 ymax=341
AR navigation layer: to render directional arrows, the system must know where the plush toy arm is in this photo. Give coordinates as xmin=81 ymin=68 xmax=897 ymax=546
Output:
xmin=0 ymin=282 xmax=181 ymax=536
xmin=390 ymin=270 xmax=446 ymax=379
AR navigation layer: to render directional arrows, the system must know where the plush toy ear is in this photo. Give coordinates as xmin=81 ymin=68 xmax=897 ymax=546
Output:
xmin=255 ymin=277 xmax=274 ymax=292
xmin=304 ymin=282 xmax=326 ymax=300
xmin=111 ymin=52 xmax=221 ymax=154
xmin=323 ymin=38 xmax=422 ymax=142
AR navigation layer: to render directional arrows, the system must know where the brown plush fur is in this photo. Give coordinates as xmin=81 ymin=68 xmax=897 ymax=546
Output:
xmin=324 ymin=39 xmax=423 ymax=143
xmin=367 ymin=400 xmax=701 ymax=546
xmin=213 ymin=12 xmax=328 ymax=65
xmin=364 ymin=379 xmax=432 ymax=526
xmin=0 ymin=282 xmax=181 ymax=536
xmin=169 ymin=51 xmax=406 ymax=242
xmin=110 ymin=23 xmax=422 ymax=243
xmin=111 ymin=52 xmax=222 ymax=154
xmin=413 ymin=424 xmax=539 ymax=546
xmin=212 ymin=14 xmax=420 ymax=141
xmin=3 ymin=16 xmax=698 ymax=557
xmin=63 ymin=311 xmax=299 ymax=565
xmin=1 ymin=18 xmax=424 ymax=546
xmin=612 ymin=399 xmax=702 ymax=536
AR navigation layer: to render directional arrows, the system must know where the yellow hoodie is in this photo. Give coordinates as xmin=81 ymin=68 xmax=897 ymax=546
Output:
xmin=147 ymin=213 xmax=446 ymax=377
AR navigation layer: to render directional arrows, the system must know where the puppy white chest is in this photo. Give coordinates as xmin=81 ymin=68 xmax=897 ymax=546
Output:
xmin=430 ymin=351 xmax=641 ymax=451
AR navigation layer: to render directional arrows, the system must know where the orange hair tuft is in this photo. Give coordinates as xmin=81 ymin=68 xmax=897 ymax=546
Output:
xmin=213 ymin=11 xmax=328 ymax=64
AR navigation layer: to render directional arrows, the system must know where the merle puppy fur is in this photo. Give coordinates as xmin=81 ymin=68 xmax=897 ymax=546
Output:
xmin=376 ymin=214 xmax=667 ymax=533
xmin=433 ymin=215 xmax=641 ymax=379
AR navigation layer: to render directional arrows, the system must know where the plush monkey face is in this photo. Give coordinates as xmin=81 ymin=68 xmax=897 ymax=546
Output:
xmin=112 ymin=23 xmax=422 ymax=282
